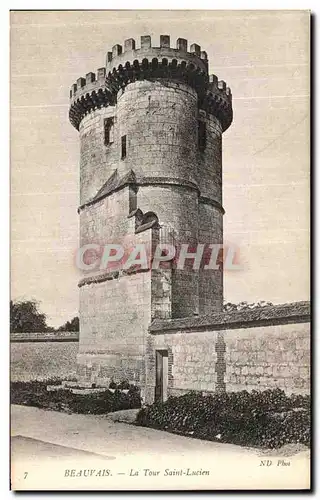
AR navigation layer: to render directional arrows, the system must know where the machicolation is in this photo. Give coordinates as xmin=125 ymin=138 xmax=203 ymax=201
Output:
xmin=69 ymin=35 xmax=233 ymax=132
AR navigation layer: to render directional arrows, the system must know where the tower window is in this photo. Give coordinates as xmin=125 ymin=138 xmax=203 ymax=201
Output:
xmin=121 ymin=135 xmax=127 ymax=159
xmin=104 ymin=117 xmax=114 ymax=145
xmin=198 ymin=120 xmax=206 ymax=152
xmin=129 ymin=185 xmax=137 ymax=213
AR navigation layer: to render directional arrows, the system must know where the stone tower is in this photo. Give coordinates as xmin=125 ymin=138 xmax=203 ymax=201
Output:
xmin=69 ymin=35 xmax=233 ymax=394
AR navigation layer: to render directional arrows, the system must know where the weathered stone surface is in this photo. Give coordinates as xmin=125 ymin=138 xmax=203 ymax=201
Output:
xmin=69 ymin=37 xmax=310 ymax=404
xmin=144 ymin=318 xmax=310 ymax=402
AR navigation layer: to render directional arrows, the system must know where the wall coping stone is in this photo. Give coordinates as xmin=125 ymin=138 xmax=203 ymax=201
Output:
xmin=149 ymin=301 xmax=310 ymax=333
xmin=10 ymin=332 xmax=79 ymax=343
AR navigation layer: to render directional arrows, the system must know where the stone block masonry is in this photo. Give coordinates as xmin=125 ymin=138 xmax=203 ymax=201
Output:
xmin=69 ymin=35 xmax=310 ymax=403
xmin=223 ymin=322 xmax=310 ymax=394
xmin=77 ymin=228 xmax=153 ymax=387
xmin=11 ymin=338 xmax=79 ymax=382
xmin=79 ymin=107 xmax=117 ymax=205
xmin=70 ymin=35 xmax=233 ymax=391
xmin=148 ymin=302 xmax=310 ymax=403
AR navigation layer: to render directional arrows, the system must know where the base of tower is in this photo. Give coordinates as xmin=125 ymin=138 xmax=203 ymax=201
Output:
xmin=74 ymin=302 xmax=310 ymax=406
xmin=75 ymin=351 xmax=145 ymax=390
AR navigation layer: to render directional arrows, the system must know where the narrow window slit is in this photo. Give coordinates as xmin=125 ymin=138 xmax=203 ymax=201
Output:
xmin=198 ymin=120 xmax=206 ymax=152
xmin=121 ymin=135 xmax=127 ymax=159
xmin=104 ymin=117 xmax=114 ymax=145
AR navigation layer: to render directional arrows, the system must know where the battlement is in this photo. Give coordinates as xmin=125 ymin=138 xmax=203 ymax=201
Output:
xmin=104 ymin=35 xmax=208 ymax=72
xmin=208 ymin=74 xmax=232 ymax=99
xmin=105 ymin=35 xmax=207 ymax=58
xmin=203 ymin=74 xmax=233 ymax=131
xmin=69 ymin=35 xmax=207 ymax=99
xmin=69 ymin=35 xmax=233 ymax=131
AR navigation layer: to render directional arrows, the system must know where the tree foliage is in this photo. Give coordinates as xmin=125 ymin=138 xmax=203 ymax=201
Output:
xmin=57 ymin=316 xmax=79 ymax=332
xmin=10 ymin=300 xmax=48 ymax=333
xmin=223 ymin=300 xmax=273 ymax=312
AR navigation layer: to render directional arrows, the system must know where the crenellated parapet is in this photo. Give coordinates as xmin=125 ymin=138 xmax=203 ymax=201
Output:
xmin=69 ymin=68 xmax=115 ymax=130
xmin=103 ymin=35 xmax=208 ymax=96
xmin=69 ymin=35 xmax=233 ymax=131
xmin=104 ymin=35 xmax=208 ymax=71
xmin=202 ymin=74 xmax=233 ymax=132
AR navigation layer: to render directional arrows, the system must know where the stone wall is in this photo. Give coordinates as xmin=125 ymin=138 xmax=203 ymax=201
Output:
xmin=223 ymin=322 xmax=310 ymax=393
xmin=198 ymin=202 xmax=223 ymax=314
xmin=197 ymin=112 xmax=222 ymax=202
xmin=10 ymin=303 xmax=310 ymax=399
xmin=116 ymin=80 xmax=198 ymax=185
xmin=10 ymin=332 xmax=79 ymax=342
xmin=147 ymin=301 xmax=310 ymax=403
xmin=116 ymin=79 xmax=202 ymax=318
xmin=79 ymin=182 xmax=133 ymax=248
xmin=145 ymin=330 xmax=221 ymax=403
xmin=78 ymin=266 xmax=152 ymax=386
xmin=11 ymin=341 xmax=78 ymax=382
xmin=79 ymin=106 xmax=117 ymax=205
xmin=78 ymin=200 xmax=154 ymax=386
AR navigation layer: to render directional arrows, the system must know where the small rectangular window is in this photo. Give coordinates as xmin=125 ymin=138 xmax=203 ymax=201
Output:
xmin=198 ymin=120 xmax=206 ymax=152
xmin=121 ymin=135 xmax=127 ymax=159
xmin=104 ymin=118 xmax=114 ymax=146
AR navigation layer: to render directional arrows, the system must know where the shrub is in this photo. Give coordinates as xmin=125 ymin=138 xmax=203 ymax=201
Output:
xmin=11 ymin=379 xmax=142 ymax=415
xmin=136 ymin=389 xmax=310 ymax=449
xmin=118 ymin=379 xmax=130 ymax=390
xmin=109 ymin=380 xmax=117 ymax=389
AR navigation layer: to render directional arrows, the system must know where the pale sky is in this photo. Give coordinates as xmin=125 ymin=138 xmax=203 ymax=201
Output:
xmin=10 ymin=10 xmax=310 ymax=327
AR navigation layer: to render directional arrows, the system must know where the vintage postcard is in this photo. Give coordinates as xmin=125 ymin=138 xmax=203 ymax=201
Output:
xmin=10 ymin=10 xmax=310 ymax=491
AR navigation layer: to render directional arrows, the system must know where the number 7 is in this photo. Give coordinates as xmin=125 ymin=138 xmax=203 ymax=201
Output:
xmin=24 ymin=472 xmax=28 ymax=479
